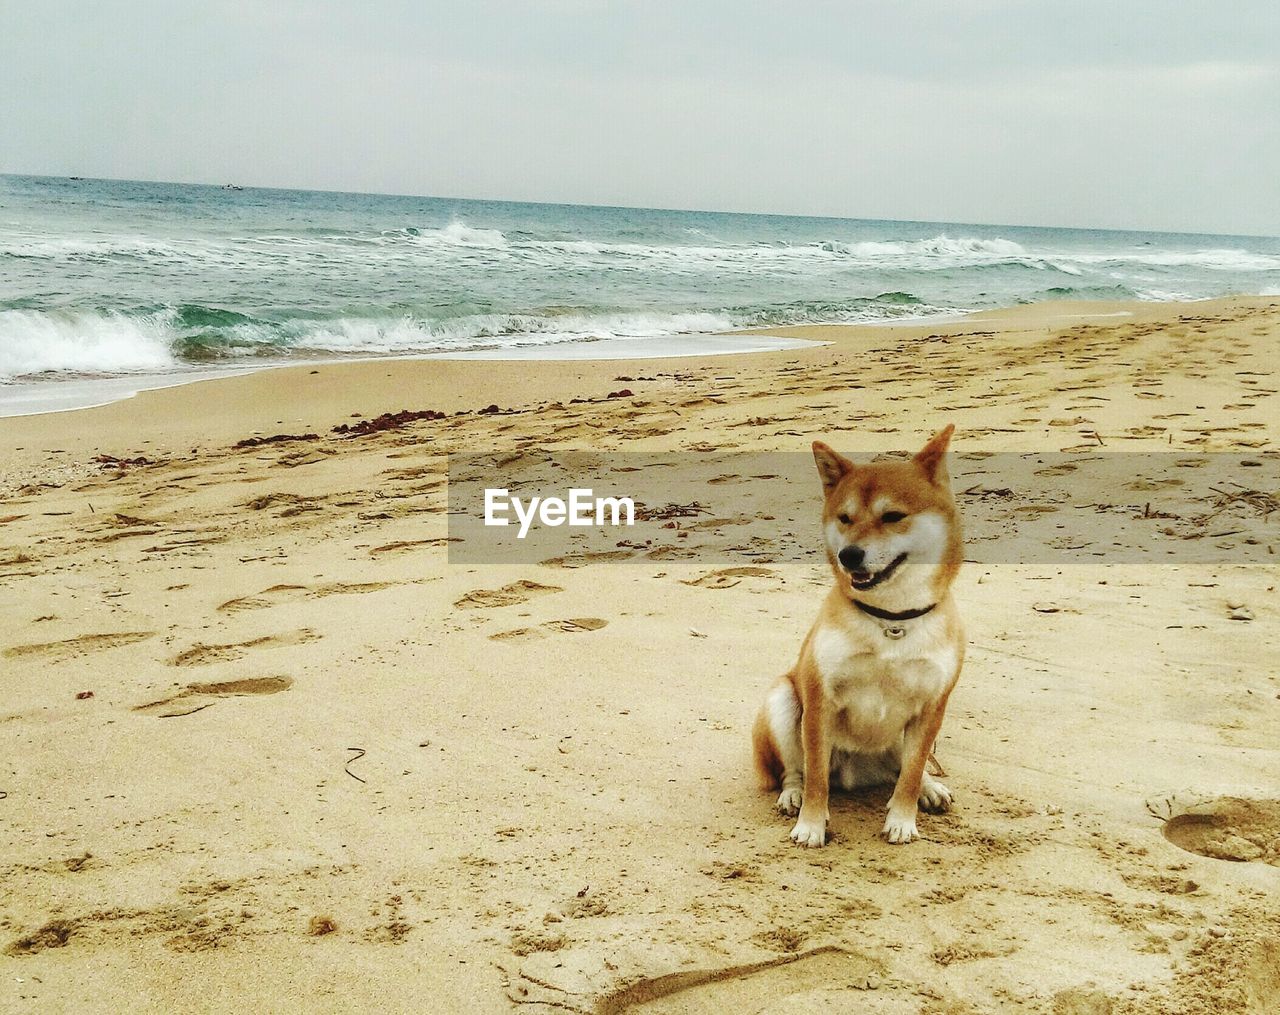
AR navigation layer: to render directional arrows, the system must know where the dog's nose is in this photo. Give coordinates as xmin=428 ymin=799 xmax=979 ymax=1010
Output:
xmin=838 ymin=545 xmax=866 ymax=571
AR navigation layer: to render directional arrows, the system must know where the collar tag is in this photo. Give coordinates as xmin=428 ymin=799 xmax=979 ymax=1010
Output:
xmin=884 ymin=625 xmax=906 ymax=640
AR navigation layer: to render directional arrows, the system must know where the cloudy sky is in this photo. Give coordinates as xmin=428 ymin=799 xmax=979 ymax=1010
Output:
xmin=2 ymin=1 xmax=1277 ymax=234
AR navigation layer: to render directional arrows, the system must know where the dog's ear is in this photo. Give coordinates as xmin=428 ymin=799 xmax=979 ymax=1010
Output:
xmin=914 ymin=424 xmax=954 ymax=484
xmin=812 ymin=441 xmax=854 ymax=492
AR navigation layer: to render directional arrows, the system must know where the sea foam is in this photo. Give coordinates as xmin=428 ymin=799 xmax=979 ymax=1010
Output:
xmin=0 ymin=306 xmax=744 ymax=379
xmin=0 ymin=309 xmax=178 ymax=379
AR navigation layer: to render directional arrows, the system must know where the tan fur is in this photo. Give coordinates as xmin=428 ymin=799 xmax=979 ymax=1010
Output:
xmin=751 ymin=707 xmax=783 ymax=788
xmin=753 ymin=425 xmax=965 ymax=846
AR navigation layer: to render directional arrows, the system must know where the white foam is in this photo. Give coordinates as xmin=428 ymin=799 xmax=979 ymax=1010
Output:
xmin=8 ymin=219 xmax=1278 ymax=281
xmin=346 ymin=229 xmax=1042 ymax=275
xmin=425 ymin=333 xmax=821 ymax=361
xmin=835 ymin=236 xmax=1028 ymax=258
xmin=12 ymin=218 xmax=1273 ymax=289
xmin=288 ymin=310 xmax=738 ymax=354
xmin=0 ymin=306 xmax=752 ymax=379
xmin=430 ymin=221 xmax=508 ymax=248
xmin=0 ymin=309 xmax=178 ymax=379
xmin=1055 ymin=248 xmax=1280 ymax=272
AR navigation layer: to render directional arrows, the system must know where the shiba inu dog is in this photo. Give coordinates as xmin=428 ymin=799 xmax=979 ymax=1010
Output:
xmin=752 ymin=425 xmax=963 ymax=846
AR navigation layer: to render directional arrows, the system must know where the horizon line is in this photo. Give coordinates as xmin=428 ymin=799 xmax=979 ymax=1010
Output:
xmin=2 ymin=170 xmax=1277 ymax=242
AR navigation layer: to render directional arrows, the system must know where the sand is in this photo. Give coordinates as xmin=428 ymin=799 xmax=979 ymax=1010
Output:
xmin=1 ymin=297 xmax=1278 ymax=1013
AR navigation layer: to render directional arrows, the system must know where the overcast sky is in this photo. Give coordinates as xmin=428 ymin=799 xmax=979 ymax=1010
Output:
xmin=2 ymin=1 xmax=1278 ymax=234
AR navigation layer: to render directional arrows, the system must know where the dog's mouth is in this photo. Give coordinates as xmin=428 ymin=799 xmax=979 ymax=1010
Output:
xmin=849 ymin=552 xmax=908 ymax=591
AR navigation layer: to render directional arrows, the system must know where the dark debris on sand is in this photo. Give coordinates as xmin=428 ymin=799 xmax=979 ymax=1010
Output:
xmin=233 ymin=433 xmax=320 ymax=449
xmin=92 ymin=454 xmax=154 ymax=470
xmin=332 ymin=410 xmax=447 ymax=436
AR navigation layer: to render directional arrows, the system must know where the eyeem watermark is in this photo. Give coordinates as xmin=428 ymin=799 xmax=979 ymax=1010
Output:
xmin=484 ymin=487 xmax=635 ymax=539
xmin=450 ymin=450 xmax=1277 ymax=565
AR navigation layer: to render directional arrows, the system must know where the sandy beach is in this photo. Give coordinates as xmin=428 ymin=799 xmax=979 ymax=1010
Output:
xmin=2 ymin=297 xmax=1278 ymax=1013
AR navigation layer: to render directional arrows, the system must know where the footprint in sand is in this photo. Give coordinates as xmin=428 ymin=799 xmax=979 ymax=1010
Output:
xmin=3 ymin=631 xmax=155 ymax=663
xmin=1034 ymin=463 xmax=1078 ymax=477
xmin=681 ymin=566 xmax=780 ymax=590
xmin=93 ymin=525 xmax=163 ymax=543
xmin=5 ymin=880 xmax=267 ymax=954
xmin=369 ymin=538 xmax=451 ymax=555
xmin=170 ymin=629 xmax=320 ymax=667
xmin=489 ymin=618 xmax=608 ymax=642
xmin=1126 ymin=477 xmax=1184 ymax=491
xmin=687 ymin=517 xmax=754 ymax=532
xmin=454 ymin=580 xmax=563 ymax=609
xmin=243 ymin=491 xmax=320 ymax=512
xmin=539 ymin=550 xmax=635 ymax=568
xmin=1151 ymin=796 xmax=1280 ymax=865
xmin=134 ymin=676 xmax=294 ymax=717
xmin=218 ymin=582 xmax=397 ymax=612
xmin=644 ymin=545 xmax=701 ymax=560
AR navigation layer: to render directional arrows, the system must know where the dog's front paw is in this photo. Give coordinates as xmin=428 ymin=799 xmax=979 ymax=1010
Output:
xmin=776 ymin=786 xmax=803 ymax=816
xmin=918 ymin=777 xmax=952 ymax=814
xmin=882 ymin=808 xmax=919 ymax=844
xmin=789 ymin=815 xmax=827 ymax=848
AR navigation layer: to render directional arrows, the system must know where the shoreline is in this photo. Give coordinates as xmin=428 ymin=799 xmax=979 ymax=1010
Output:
xmin=1 ymin=295 xmax=1271 ymax=442
xmin=0 ymin=333 xmax=826 ymax=419
xmin=0 ymin=296 xmax=1234 ymax=422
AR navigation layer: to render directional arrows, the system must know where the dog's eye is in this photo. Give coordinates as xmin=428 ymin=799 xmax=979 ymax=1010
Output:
xmin=837 ymin=513 xmax=852 ymax=525
xmin=881 ymin=511 xmax=907 ymax=524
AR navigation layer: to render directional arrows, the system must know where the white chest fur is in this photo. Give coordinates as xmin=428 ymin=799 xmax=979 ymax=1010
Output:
xmin=809 ymin=614 xmax=957 ymax=753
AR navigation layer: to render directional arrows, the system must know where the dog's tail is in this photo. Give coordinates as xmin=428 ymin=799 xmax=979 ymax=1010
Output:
xmin=751 ymin=702 xmax=784 ymax=791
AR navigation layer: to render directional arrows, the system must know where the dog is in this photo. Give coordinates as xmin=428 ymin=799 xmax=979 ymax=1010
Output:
xmin=752 ymin=425 xmax=964 ymax=846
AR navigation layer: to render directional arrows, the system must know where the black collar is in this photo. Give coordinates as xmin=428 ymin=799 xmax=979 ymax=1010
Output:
xmin=853 ymin=599 xmax=937 ymax=622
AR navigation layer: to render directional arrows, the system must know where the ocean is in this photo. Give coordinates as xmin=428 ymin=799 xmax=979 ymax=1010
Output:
xmin=2 ymin=173 xmax=1278 ymax=394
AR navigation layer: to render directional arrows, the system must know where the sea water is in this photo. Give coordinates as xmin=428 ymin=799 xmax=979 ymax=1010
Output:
xmin=2 ymin=174 xmax=1277 ymax=398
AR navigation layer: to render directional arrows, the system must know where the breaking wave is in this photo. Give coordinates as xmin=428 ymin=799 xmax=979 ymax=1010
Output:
xmin=0 ymin=294 xmax=962 ymax=381
xmin=5 ymin=224 xmax=1276 ymax=278
xmin=0 ymin=309 xmax=179 ymax=378
xmin=820 ymin=236 xmax=1027 ymax=258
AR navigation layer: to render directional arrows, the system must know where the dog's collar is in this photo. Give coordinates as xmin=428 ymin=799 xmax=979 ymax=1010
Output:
xmin=853 ymin=599 xmax=937 ymax=623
